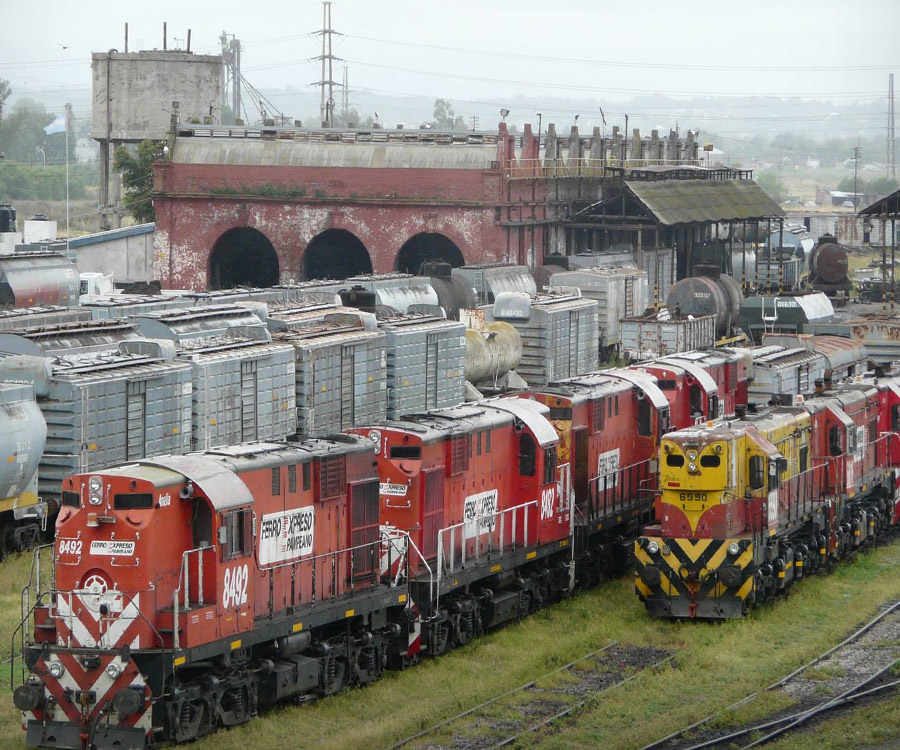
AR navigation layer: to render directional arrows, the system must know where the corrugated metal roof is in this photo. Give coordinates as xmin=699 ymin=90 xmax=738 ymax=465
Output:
xmin=173 ymin=138 xmax=497 ymax=170
xmin=625 ymin=179 xmax=784 ymax=225
xmin=860 ymin=188 xmax=900 ymax=216
xmin=68 ymin=224 xmax=155 ymax=248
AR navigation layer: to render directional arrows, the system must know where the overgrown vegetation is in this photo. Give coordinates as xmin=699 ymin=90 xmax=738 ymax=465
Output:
xmin=0 ymin=164 xmax=94 ymax=202
xmin=113 ymin=139 xmax=164 ymax=223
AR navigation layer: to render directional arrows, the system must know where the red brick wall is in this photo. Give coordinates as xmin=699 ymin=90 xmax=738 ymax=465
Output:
xmin=152 ymin=157 xmax=547 ymax=289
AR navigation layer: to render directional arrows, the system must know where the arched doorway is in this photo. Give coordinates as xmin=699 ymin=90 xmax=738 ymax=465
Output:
xmin=303 ymin=229 xmax=372 ymax=280
xmin=209 ymin=227 xmax=280 ymax=289
xmin=396 ymin=233 xmax=465 ymax=274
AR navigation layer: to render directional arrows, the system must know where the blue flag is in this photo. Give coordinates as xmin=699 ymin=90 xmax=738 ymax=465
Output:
xmin=44 ymin=114 xmax=66 ymax=135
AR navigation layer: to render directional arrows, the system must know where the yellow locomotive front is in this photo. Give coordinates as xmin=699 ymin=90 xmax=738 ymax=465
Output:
xmin=635 ymin=416 xmax=793 ymax=619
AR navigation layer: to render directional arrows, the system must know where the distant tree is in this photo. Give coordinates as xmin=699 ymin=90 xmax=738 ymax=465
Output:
xmin=755 ymin=169 xmax=787 ymax=202
xmin=433 ymin=99 xmax=457 ymax=130
xmin=867 ymin=176 xmax=899 ymax=199
xmin=837 ymin=176 xmax=866 ymax=193
xmin=0 ymin=99 xmax=52 ymax=163
xmin=0 ymin=79 xmax=10 ymax=124
xmin=113 ymin=140 xmax=164 ymax=224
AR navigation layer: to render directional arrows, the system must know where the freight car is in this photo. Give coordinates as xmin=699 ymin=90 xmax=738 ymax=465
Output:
xmin=807 ymin=234 xmax=852 ymax=302
xmin=0 ymin=382 xmax=46 ymax=555
xmin=634 ymin=370 xmax=900 ymax=619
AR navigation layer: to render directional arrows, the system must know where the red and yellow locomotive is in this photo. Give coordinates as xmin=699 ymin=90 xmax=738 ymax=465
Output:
xmin=635 ymin=371 xmax=900 ymax=618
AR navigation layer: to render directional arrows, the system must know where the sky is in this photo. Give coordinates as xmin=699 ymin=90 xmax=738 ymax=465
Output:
xmin=2 ymin=0 xmax=898 ymax=134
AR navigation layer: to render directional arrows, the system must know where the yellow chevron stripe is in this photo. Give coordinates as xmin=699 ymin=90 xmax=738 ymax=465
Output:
xmin=706 ymin=542 xmax=730 ymax=572
xmin=736 ymin=576 xmax=754 ymax=601
xmin=734 ymin=547 xmax=754 ymax=570
xmin=659 ymin=568 xmax=678 ymax=597
xmin=635 ymin=546 xmax=653 ymax=566
xmin=673 ymin=538 xmax=712 ymax=563
xmin=635 ymin=578 xmax=651 ymax=598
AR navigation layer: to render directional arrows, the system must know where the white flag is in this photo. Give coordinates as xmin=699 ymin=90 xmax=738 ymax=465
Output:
xmin=44 ymin=114 xmax=66 ymax=135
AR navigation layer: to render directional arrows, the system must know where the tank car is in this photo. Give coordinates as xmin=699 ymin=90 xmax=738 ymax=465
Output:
xmin=0 ymin=382 xmax=47 ymax=554
xmin=634 ymin=373 xmax=900 ymax=619
xmin=14 ymin=436 xmax=409 ymax=748
xmin=666 ymin=270 xmax=742 ymax=339
xmin=807 ymin=233 xmax=852 ymax=302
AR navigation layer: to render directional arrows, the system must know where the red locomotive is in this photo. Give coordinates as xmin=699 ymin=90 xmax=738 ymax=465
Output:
xmin=14 ymin=437 xmax=409 ymax=748
xmin=349 ymin=398 xmax=569 ymax=660
xmin=516 ymin=369 xmax=670 ymax=582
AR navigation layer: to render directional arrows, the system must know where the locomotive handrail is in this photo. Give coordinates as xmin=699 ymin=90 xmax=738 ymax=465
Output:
xmin=434 ymin=499 xmax=538 ymax=614
xmin=17 ymin=543 xmax=55 ymax=670
xmin=587 ymin=456 xmax=654 ymax=519
xmin=172 ymin=545 xmax=215 ymax=650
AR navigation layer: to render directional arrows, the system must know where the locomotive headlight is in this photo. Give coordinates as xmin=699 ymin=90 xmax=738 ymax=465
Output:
xmin=688 ymin=462 xmax=697 ymax=472
xmin=646 ymin=541 xmax=660 ymax=555
xmin=48 ymin=661 xmax=65 ymax=679
xmin=89 ymin=476 xmax=103 ymax=505
xmin=105 ymin=662 xmax=121 ymax=680
xmin=687 ymin=451 xmax=697 ymax=462
xmin=727 ymin=542 xmax=740 ymax=556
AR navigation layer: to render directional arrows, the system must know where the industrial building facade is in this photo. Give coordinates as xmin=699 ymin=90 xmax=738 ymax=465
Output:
xmin=151 ymin=122 xmax=778 ymax=291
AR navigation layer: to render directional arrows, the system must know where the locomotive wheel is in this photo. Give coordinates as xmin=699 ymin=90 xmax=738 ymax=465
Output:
xmin=430 ymin=618 xmax=451 ymax=656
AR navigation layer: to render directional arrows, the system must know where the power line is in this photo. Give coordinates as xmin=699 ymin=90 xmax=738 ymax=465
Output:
xmin=347 ymin=34 xmax=897 ymax=73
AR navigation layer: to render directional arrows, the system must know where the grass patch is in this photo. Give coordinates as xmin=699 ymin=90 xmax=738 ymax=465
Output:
xmin=2 ymin=545 xmax=900 ymax=750
xmin=763 ymin=693 xmax=900 ymax=749
xmin=803 ymin=665 xmax=847 ymax=681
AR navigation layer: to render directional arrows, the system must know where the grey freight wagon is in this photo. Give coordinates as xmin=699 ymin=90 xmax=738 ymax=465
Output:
xmin=0 ymin=342 xmax=192 ymax=507
xmin=171 ymin=328 xmax=297 ymax=451
xmin=377 ymin=312 xmax=466 ymax=418
xmin=272 ymin=311 xmax=387 ymax=435
xmin=483 ymin=291 xmax=599 ymax=386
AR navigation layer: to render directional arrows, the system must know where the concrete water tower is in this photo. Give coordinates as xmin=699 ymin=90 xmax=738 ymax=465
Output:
xmin=92 ymin=25 xmax=222 ymax=229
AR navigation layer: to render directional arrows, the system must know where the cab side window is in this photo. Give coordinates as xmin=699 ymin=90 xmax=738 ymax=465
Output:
xmin=748 ymin=456 xmax=765 ymax=490
xmin=519 ymin=434 xmax=536 ymax=477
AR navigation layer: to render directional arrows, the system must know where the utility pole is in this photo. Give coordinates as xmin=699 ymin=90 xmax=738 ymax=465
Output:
xmin=853 ymin=143 xmax=862 ymax=209
xmin=342 ymin=66 xmax=349 ymax=124
xmin=889 ymin=73 xmax=896 ymax=181
xmin=313 ymin=2 xmax=342 ymax=128
xmin=220 ymin=32 xmax=242 ymax=124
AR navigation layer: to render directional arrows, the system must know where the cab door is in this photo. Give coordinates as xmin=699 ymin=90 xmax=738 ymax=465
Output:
xmin=218 ymin=507 xmax=255 ymax=638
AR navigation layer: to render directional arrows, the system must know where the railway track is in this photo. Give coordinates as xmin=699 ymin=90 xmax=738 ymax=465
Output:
xmin=641 ymin=599 xmax=900 ymax=750
xmin=390 ymin=643 xmax=675 ymax=750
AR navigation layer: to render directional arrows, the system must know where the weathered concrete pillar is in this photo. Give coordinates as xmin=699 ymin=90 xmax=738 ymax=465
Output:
xmin=590 ymin=126 xmax=604 ymax=162
xmin=631 ymin=128 xmax=642 ymax=161
xmin=650 ymin=130 xmax=661 ymax=163
xmin=544 ymin=123 xmax=559 ymax=168
xmin=568 ymin=125 xmax=582 ymax=161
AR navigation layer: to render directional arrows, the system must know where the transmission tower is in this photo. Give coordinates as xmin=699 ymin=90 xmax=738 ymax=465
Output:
xmin=220 ymin=32 xmax=243 ymax=124
xmin=889 ymin=73 xmax=896 ymax=181
xmin=313 ymin=2 xmax=343 ymax=128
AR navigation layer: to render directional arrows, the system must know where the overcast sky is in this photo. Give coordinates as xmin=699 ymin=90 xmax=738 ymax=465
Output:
xmin=3 ymin=0 xmax=897 ymax=133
